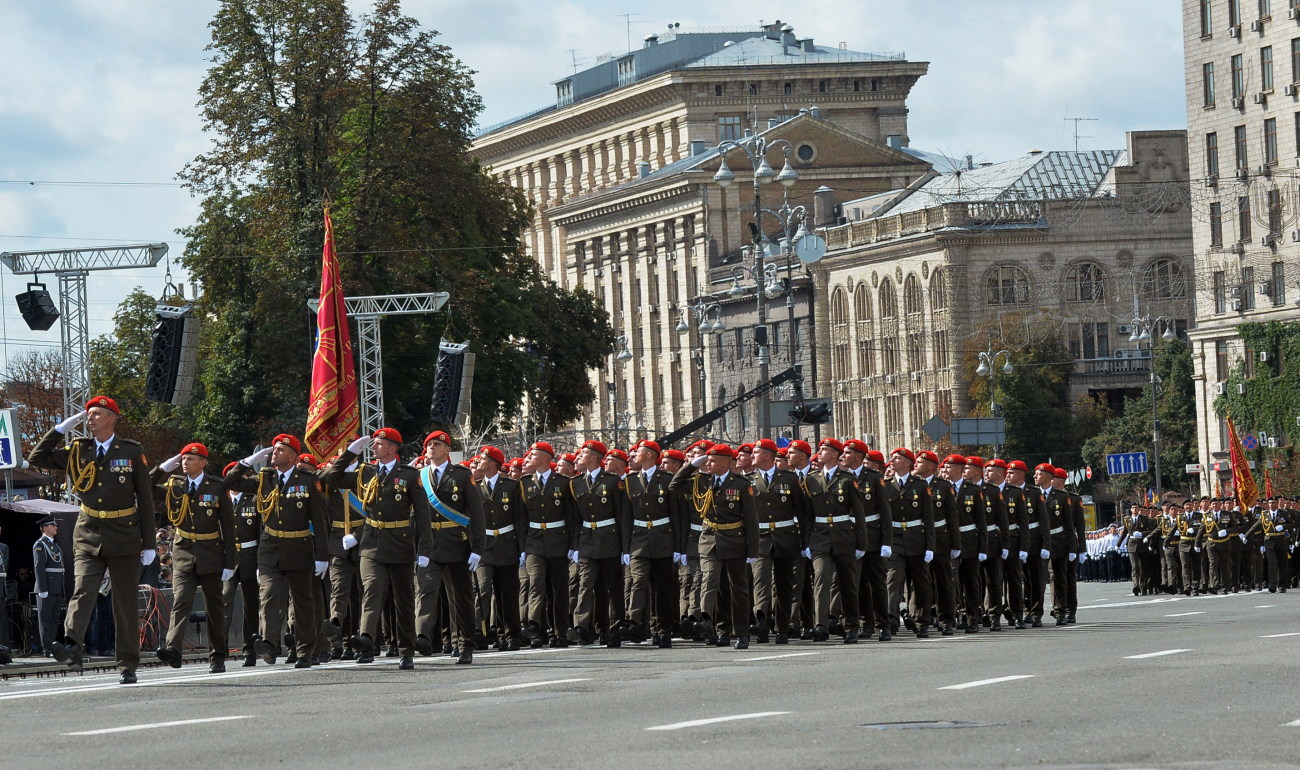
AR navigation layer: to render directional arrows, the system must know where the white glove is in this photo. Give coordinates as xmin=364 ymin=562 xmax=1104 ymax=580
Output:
xmin=746 ymin=557 xmax=758 ymax=564
xmin=467 ymin=553 xmax=481 ymax=571
xmin=242 ymin=446 xmax=272 ymax=467
xmin=159 ymin=453 xmax=183 ymax=472
xmin=347 ymin=436 xmax=370 ymax=455
xmin=141 ymin=549 xmax=157 ymax=566
xmin=1260 ymin=545 xmax=1266 ymax=554
xmin=672 ymin=552 xmax=684 ymax=566
xmin=345 ymin=462 xmax=359 ymax=473
xmin=620 ymin=553 xmax=630 ymax=566
xmin=977 ymin=552 xmax=987 ymax=562
xmin=1000 ymin=549 xmax=1009 ymax=560
xmin=855 ymin=549 xmax=866 ymax=560
xmin=38 ymin=591 xmax=48 ymax=598
xmin=1040 ymin=549 xmax=1050 ymax=560
xmin=342 ymin=533 xmax=358 ymax=550
xmin=314 ymin=560 xmax=328 ymax=577
xmin=519 ymin=553 xmax=527 ymax=568
xmin=55 ymin=410 xmax=89 ymax=433
xmin=1194 ymin=546 xmax=1201 ymax=553
xmin=1133 ymin=533 xmax=1142 ymax=540
xmin=1019 ymin=551 xmax=1028 ymax=563
xmin=1217 ymin=529 xmax=1227 ymax=538
xmin=417 ymin=555 xmax=429 ymax=569
xmin=1077 ymin=552 xmax=1086 ymax=562
xmin=923 ymin=550 xmax=933 ymax=564
xmin=801 ymin=548 xmax=812 ymax=560
xmin=949 ymin=549 xmax=961 ymax=560
xmin=1067 ymin=552 xmax=1076 ymax=562
xmin=690 ymin=455 xmax=708 ymax=468
xmin=1276 ymin=525 xmax=1284 ymax=532
xmin=879 ymin=545 xmax=892 ymax=559
xmin=1238 ymin=534 xmax=1247 ymax=543
xmin=568 ymin=549 xmax=579 ymax=563
xmin=221 ymin=568 xmax=235 ymax=582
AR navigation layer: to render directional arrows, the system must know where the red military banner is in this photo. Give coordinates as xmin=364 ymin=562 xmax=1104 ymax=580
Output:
xmin=1225 ymin=415 xmax=1259 ymax=511
xmin=305 ymin=204 xmax=360 ymax=458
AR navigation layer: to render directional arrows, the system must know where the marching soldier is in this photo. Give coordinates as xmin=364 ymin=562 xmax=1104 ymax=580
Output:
xmin=883 ymin=448 xmax=935 ymax=639
xmin=1054 ymin=468 xmax=1086 ymax=622
xmin=624 ymin=440 xmax=680 ymax=647
xmin=472 ymin=446 xmax=526 ymax=651
xmin=1245 ymin=496 xmax=1289 ymax=593
xmin=669 ymin=443 xmax=759 ymax=649
xmin=917 ymin=451 xmax=959 ymax=635
xmin=1039 ymin=464 xmax=1077 ymax=625
xmin=414 ymin=430 xmax=483 ymax=664
xmin=666 ymin=446 xmax=706 ymax=639
xmin=568 ymin=440 xmax=629 ymax=647
xmin=1179 ymin=498 xmax=1206 ymax=595
xmin=32 ymin=516 xmax=65 ymax=656
xmin=974 ymin=457 xmax=1009 ymax=631
xmin=783 ymin=440 xmax=816 ymax=637
xmin=312 ymin=453 xmax=362 ymax=660
xmin=991 ymin=460 xmax=1029 ymax=629
xmin=1203 ymin=498 xmax=1240 ymax=594
xmin=29 ymin=396 xmax=156 ymax=684
xmin=222 ymin=461 xmax=263 ymax=665
xmin=747 ymin=438 xmax=809 ymax=645
xmin=951 ymin=455 xmax=989 ymax=632
xmin=1008 ymin=461 xmax=1052 ymax=627
xmin=801 ymin=438 xmax=866 ymax=643
xmin=1122 ymin=503 xmax=1152 ymax=595
xmin=151 ymin=443 xmax=236 ymax=673
xmin=1160 ymin=502 xmax=1182 ymax=594
xmin=226 ymin=433 xmax=329 ymax=668
xmin=840 ymin=439 xmax=892 ymax=640
xmin=521 ymin=441 xmax=576 ymax=647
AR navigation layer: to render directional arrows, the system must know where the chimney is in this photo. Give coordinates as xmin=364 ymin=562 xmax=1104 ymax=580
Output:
xmin=809 ymin=105 xmax=821 ymax=118
xmin=800 ymin=38 xmax=815 ymax=53
xmin=690 ymin=140 xmax=707 ymax=156
xmin=765 ymin=20 xmax=783 ymax=40
xmin=813 ymin=186 xmax=837 ymax=228
xmin=643 ymin=33 xmax=659 ymax=47
xmin=637 ymin=161 xmax=651 ymax=178
xmin=768 ymin=117 xmax=781 ymax=129
xmin=780 ymin=24 xmax=796 ymax=53
xmin=886 ymin=135 xmax=903 ymax=149
xmin=965 ymin=154 xmax=974 ymax=170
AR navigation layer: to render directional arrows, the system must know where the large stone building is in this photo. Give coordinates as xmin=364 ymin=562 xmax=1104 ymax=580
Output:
xmin=803 ymin=131 xmax=1194 ymax=450
xmin=471 ymin=20 xmax=934 ymax=441
xmin=1182 ymin=0 xmax=1300 ymax=494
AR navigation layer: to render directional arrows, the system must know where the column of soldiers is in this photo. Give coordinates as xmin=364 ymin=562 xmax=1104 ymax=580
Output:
xmin=22 ymin=396 xmax=1298 ymax=679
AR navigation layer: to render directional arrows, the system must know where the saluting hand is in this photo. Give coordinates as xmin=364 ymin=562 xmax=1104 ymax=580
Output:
xmin=55 ymin=410 xmax=89 ymax=433
xmin=347 ymin=436 xmax=371 ymax=455
xmin=159 ymin=453 xmax=183 ymax=473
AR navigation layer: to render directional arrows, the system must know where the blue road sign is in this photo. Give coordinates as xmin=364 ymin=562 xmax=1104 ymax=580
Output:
xmin=1105 ymin=452 xmax=1149 ymax=475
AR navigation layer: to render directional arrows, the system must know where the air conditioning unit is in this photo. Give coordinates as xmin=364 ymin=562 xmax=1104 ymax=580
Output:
xmin=1231 ymin=96 xmax=1246 ymax=109
xmin=1117 ymin=324 xmax=1133 ymax=335
xmin=1231 ymin=243 xmax=1245 ymax=255
xmin=912 ymin=429 xmax=922 ymax=440
xmin=1292 ymin=7 xmax=1299 ymax=19
xmin=646 ymin=304 xmax=658 ymax=314
xmin=1253 ymin=93 xmax=1267 ymax=105
xmin=1205 ymin=174 xmax=1219 ymax=188
xmin=1251 ymin=19 xmax=1264 ymax=31
xmin=1213 ymin=382 xmax=1226 ymax=395
xmin=1262 ymin=235 xmax=1278 ymax=247
xmin=1291 ymin=230 xmax=1300 ymax=242
xmin=1259 ymin=350 xmax=1270 ymax=361
xmin=1229 ymin=24 xmax=1242 ymax=36
xmin=884 ymin=374 xmax=895 ymax=385
xmin=1267 ymin=437 xmax=1278 ymax=448
xmin=1288 ymin=84 xmax=1299 ymax=96
xmin=1230 ymin=285 xmax=1242 ymax=297
xmin=836 ymin=382 xmax=847 ymax=392
xmin=1258 ymin=164 xmax=1273 ymax=176
xmin=1237 ymin=383 xmax=1247 ymax=395
xmin=910 ymin=371 xmax=920 ymax=382
xmin=1260 ymin=281 xmax=1273 ymax=296
xmin=1230 ymin=298 xmax=1243 ymax=311
xmin=1236 ymin=165 xmax=1250 ymax=179
xmin=665 ymin=351 xmax=680 ymax=363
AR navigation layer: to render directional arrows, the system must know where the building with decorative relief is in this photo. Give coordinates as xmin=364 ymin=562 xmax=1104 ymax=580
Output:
xmin=1182 ymin=0 xmax=1300 ymax=495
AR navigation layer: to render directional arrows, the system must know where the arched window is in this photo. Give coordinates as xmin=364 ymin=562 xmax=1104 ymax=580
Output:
xmin=853 ymin=282 xmax=872 ymax=321
xmin=986 ymin=265 xmax=1030 ymax=305
xmin=879 ymin=278 xmax=897 ymax=318
xmin=1142 ymin=258 xmax=1187 ymax=299
xmin=830 ymin=287 xmax=848 ymax=325
xmin=1064 ymin=262 xmax=1105 ymax=302
xmin=930 ymin=270 xmax=948 ymax=311
xmin=903 ymin=274 xmax=924 ymax=315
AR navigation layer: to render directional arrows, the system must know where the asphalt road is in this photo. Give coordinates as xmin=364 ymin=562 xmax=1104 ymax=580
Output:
xmin=2 ymin=582 xmax=1297 ymax=769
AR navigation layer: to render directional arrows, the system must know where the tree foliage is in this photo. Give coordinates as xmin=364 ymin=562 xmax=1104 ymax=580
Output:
xmin=1213 ymin=319 xmax=1300 ymax=496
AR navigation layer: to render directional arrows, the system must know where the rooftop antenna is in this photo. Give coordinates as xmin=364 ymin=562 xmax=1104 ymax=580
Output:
xmin=565 ymin=48 xmax=582 ymax=73
xmin=1065 ymin=115 xmax=1097 ymax=152
xmin=617 ymin=12 xmax=640 ymax=52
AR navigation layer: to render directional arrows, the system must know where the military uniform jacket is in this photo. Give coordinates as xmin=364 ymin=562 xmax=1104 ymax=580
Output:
xmin=225 ymin=464 xmax=327 ymax=570
xmin=1001 ymin=484 xmax=1031 ymax=554
xmin=1158 ymin=514 xmax=1180 ymax=547
xmin=748 ymin=467 xmax=809 ymax=559
xmin=802 ymin=469 xmax=867 ymax=556
xmin=477 ymin=475 xmax=526 ymax=566
xmin=571 ymin=469 xmax=629 ymax=559
xmin=981 ymin=482 xmax=1009 ymax=554
xmin=1122 ymin=513 xmax=1157 ymax=553
xmin=1068 ymin=492 xmax=1086 ymax=553
xmin=29 ymin=429 xmax=156 ymax=558
xmin=230 ymin=491 xmax=261 ymax=576
xmin=320 ymin=455 xmax=434 ymax=565
xmin=522 ymin=471 xmax=577 ymax=559
xmin=1020 ymin=485 xmax=1052 ymax=553
xmin=952 ymin=479 xmax=989 ymax=557
xmin=926 ymin=476 xmax=956 ymax=554
xmin=885 ymin=474 xmax=935 ymax=556
xmin=151 ymin=469 xmax=236 ymax=575
xmin=1245 ymin=508 xmax=1289 ymax=539
xmin=316 ymin=477 xmax=360 ymax=562
xmin=850 ymin=467 xmax=893 ymax=549
xmin=417 ymin=462 xmax=484 ymax=563
xmin=668 ymin=465 xmax=758 ymax=560
xmin=1043 ymin=488 xmax=1076 ymax=555
xmin=1203 ymin=509 xmax=1242 ymax=545
xmin=676 ymin=481 xmax=704 ymax=554
xmin=33 ymin=535 xmax=65 ymax=596
xmin=626 ymin=468 xmax=679 ymax=559
xmin=1177 ymin=511 xmax=1204 ymax=552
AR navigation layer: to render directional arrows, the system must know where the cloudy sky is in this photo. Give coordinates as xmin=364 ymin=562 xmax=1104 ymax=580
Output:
xmin=0 ymin=0 xmax=1184 ymax=381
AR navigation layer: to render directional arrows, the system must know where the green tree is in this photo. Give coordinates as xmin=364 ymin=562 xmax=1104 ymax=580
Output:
xmin=1214 ymin=319 xmax=1300 ymax=497
xmin=178 ymin=0 xmax=612 ymax=450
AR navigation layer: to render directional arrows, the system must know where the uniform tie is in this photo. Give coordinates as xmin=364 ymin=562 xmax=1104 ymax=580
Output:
xmin=434 ymin=468 xmax=442 ymax=486
xmin=96 ymin=445 xmax=106 ymax=464
xmin=279 ymin=471 xmax=289 ymax=488
xmin=188 ymin=481 xmax=197 ymax=496
xmin=377 ymin=466 xmax=389 ymax=485
xmin=714 ymin=478 xmax=724 ymax=492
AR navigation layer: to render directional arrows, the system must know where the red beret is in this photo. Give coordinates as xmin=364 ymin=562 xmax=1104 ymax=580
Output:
xmin=866 ymin=450 xmax=885 ymax=464
xmin=753 ymin=438 xmax=779 ymax=454
xmin=86 ymin=395 xmax=119 ymax=415
xmin=776 ymin=447 xmax=788 ymax=456
xmin=459 ymin=459 xmax=472 ymax=467
xmin=788 ymin=440 xmax=813 ymax=457
xmin=605 ymin=448 xmax=628 ymax=462
xmin=943 ymin=454 xmax=967 ymax=466
xmin=637 ymin=440 xmax=662 ymax=456
xmin=273 ymin=434 xmax=302 ymax=453
xmin=528 ymin=441 xmax=556 ymax=457
xmin=223 ymin=461 xmax=239 ymax=476
xmin=916 ymin=450 xmax=940 ymax=465
xmin=372 ymin=427 xmax=403 ymax=444
xmin=688 ymin=439 xmax=715 ymax=452
xmin=891 ymin=447 xmax=915 ymax=463
xmin=560 ymin=453 xmax=577 ymax=464
xmin=180 ymin=442 xmax=208 ymax=458
xmin=549 ymin=461 xmax=558 ymax=471
xmin=424 ymin=430 xmax=451 ymax=447
xmin=510 ymin=457 xmax=524 ymax=467
xmin=663 ymin=449 xmax=686 ymax=462
xmin=1053 ymin=467 xmax=1068 ymax=479
xmin=1034 ymin=463 xmax=1056 ymax=474
xmin=818 ymin=437 xmax=844 ymax=453
xmin=298 ymin=453 xmax=317 ymax=465
xmin=842 ymin=439 xmax=869 ymax=455
xmin=1007 ymin=460 xmax=1029 ymax=472
xmin=580 ymin=440 xmax=608 ymax=456
xmin=987 ymin=458 xmax=1008 ymax=470
xmin=737 ymin=443 xmax=755 ymax=454
xmin=965 ymin=456 xmax=985 ymax=468
xmin=706 ymin=443 xmax=736 ymax=458
xmin=478 ymin=446 xmax=505 ymax=466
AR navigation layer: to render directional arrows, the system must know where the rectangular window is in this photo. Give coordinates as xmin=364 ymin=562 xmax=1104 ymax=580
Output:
xmin=1206 ymin=132 xmax=1220 ymax=176
xmin=1082 ymin=322 xmax=1096 ymax=360
xmin=717 ymin=115 xmax=741 ymax=141
xmin=1268 ymin=187 xmax=1283 ymax=233
xmin=1235 ymin=125 xmax=1248 ymax=168
xmin=857 ymin=339 xmax=874 ymax=376
xmin=1244 ymin=265 xmax=1257 ymax=309
xmin=1262 ymin=46 xmax=1275 ymax=91
xmin=1260 ymin=0 xmax=1272 ymax=17
xmin=1067 ymin=323 xmax=1081 ymax=359
xmin=934 ymin=330 xmax=949 ymax=368
xmin=908 ymin=332 xmax=925 ymax=369
xmin=1265 ymin=117 xmax=1279 ymax=163
xmin=1216 ymin=340 xmax=1230 ymax=381
xmin=1210 ymin=201 xmax=1224 ymax=246
xmin=783 ymin=81 xmax=793 ymax=95
xmin=747 ymin=82 xmax=759 ymax=96
xmin=1232 ymin=54 xmax=1245 ymax=99
xmin=882 ymin=337 xmax=899 ymax=374
xmin=1238 ymin=196 xmax=1252 ymax=241
xmin=714 ymin=83 xmax=725 ymax=96
xmin=853 ymin=79 xmax=862 ymax=92
xmin=1202 ymin=0 xmax=1214 ymax=35
xmin=1293 ymin=39 xmax=1300 ymax=83
xmin=1273 ymin=260 xmax=1287 ymax=304
xmin=1097 ymin=323 xmax=1110 ymax=358
xmin=1214 ymin=270 xmax=1227 ymax=313
xmin=1204 ymin=62 xmax=1216 ymax=107
xmin=818 ymin=79 xmax=828 ymax=92
xmin=1230 ymin=0 xmax=1242 ymax=26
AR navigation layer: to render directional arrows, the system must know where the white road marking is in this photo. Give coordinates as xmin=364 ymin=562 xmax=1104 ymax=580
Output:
xmin=1259 ymin=632 xmax=1300 ymax=638
xmin=1124 ymin=648 xmax=1192 ymax=659
xmin=1256 ymin=605 xmax=1277 ymax=608
xmin=938 ymin=675 xmax=1034 ymax=690
xmin=1285 ymin=718 xmax=1300 ymax=727
xmin=462 ymin=678 xmax=590 ymax=693
xmin=1164 ymin=611 xmax=1206 ymax=617
xmin=646 ymin=711 xmax=791 ymax=731
xmin=64 ymin=715 xmax=251 ymax=736
xmin=736 ymin=652 xmax=821 ymax=662
xmin=0 ymin=664 xmax=301 ymax=701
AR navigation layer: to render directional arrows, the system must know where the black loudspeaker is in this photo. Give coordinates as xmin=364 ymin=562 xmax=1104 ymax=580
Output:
xmin=144 ymin=303 xmax=199 ymax=406
xmin=430 ymin=340 xmax=475 ymax=426
xmin=16 ymin=282 xmax=59 ymax=331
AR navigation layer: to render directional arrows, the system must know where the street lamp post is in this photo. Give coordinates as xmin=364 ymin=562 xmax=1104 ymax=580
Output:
xmin=610 ymin=335 xmax=631 ymax=447
xmin=1129 ymin=313 xmax=1176 ymax=501
xmin=975 ymin=346 xmax=1013 ymax=458
xmin=676 ymin=300 xmax=725 ymax=412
